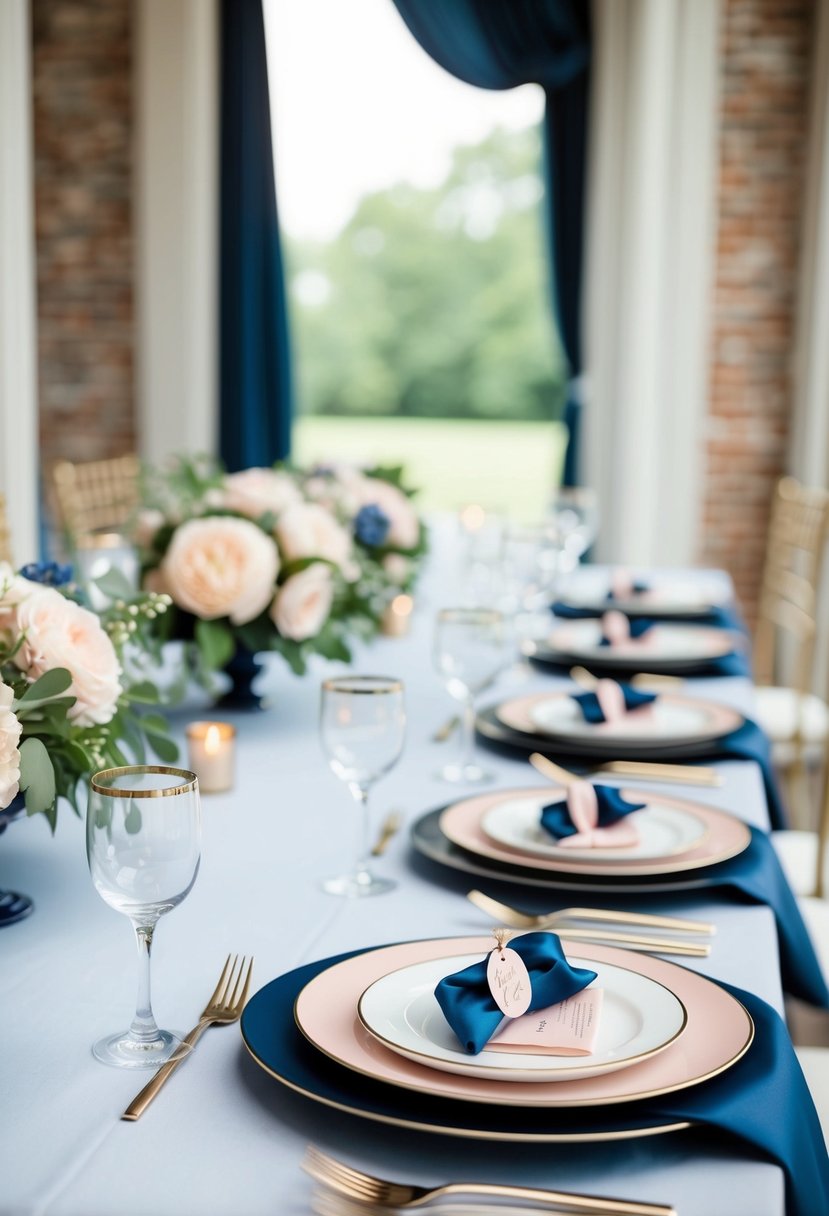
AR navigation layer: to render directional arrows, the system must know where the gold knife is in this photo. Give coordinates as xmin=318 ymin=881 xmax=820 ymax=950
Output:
xmin=370 ymin=810 xmax=403 ymax=856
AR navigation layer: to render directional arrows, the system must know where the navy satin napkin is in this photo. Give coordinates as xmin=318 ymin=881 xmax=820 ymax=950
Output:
xmin=705 ymin=719 xmax=787 ymax=830
xmin=702 ymin=828 xmax=829 ymax=1008
xmin=605 ymin=579 xmax=649 ymax=599
xmin=434 ymin=932 xmax=597 ymax=1054
xmin=571 ymin=685 xmax=657 ymax=724
xmin=638 ymin=983 xmax=829 ymax=1216
xmin=599 ymin=617 xmax=655 ymax=646
xmin=553 ymin=600 xmax=747 ymax=632
xmin=540 ymin=784 xmax=647 ymax=840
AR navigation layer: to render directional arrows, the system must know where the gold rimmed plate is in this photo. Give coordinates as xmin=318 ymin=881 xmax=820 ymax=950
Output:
xmin=292 ymin=937 xmax=753 ymax=1109
xmin=357 ymin=951 xmax=688 ymax=1083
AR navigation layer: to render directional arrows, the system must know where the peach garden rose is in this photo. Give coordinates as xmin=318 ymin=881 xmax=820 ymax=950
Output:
xmin=0 ymin=680 xmax=21 ymax=810
xmin=271 ymin=563 xmax=334 ymax=641
xmin=276 ymin=502 xmax=354 ymax=572
xmin=162 ymin=516 xmax=280 ymax=625
xmin=221 ymin=468 xmax=301 ymax=521
xmin=14 ymin=587 xmax=123 ymax=727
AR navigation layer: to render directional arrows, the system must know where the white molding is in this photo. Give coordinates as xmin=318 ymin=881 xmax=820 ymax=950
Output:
xmin=790 ymin=0 xmax=829 ymax=489
xmin=0 ymin=0 xmax=39 ymax=560
xmin=584 ymin=0 xmax=721 ymax=565
xmin=135 ymin=0 xmax=219 ymax=465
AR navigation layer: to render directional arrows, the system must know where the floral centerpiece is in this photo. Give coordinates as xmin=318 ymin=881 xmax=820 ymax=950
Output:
xmin=132 ymin=456 xmax=427 ymax=689
xmin=0 ymin=561 xmax=175 ymax=832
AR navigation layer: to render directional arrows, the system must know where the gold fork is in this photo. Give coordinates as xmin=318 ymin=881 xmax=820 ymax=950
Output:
xmin=467 ymin=889 xmax=715 ymax=937
xmin=303 ymin=1146 xmax=677 ymax=1215
xmin=122 ymin=954 xmax=254 ymax=1121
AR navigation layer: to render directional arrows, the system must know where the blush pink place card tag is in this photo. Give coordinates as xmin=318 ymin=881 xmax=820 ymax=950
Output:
xmin=487 ymin=988 xmax=604 ymax=1056
xmin=486 ymin=944 xmax=532 ymax=1017
xmin=595 ymin=678 xmax=626 ymax=723
xmin=611 ymin=568 xmax=635 ymax=599
xmin=601 ymin=610 xmax=630 ymax=646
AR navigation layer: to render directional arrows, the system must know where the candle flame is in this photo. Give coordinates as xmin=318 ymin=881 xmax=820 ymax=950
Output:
xmin=204 ymin=724 xmax=222 ymax=755
xmin=460 ymin=504 xmax=486 ymax=532
xmin=392 ymin=594 xmax=413 ymax=618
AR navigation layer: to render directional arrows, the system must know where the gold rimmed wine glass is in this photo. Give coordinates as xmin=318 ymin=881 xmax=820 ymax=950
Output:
xmin=319 ymin=675 xmax=406 ymax=897
xmin=86 ymin=765 xmax=201 ymax=1068
xmin=433 ymin=608 xmax=506 ymax=784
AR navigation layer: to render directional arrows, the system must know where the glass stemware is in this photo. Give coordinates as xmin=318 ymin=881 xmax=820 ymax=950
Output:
xmin=320 ymin=675 xmax=406 ymax=897
xmin=497 ymin=523 xmax=561 ymax=680
xmin=86 ymin=766 xmax=201 ymax=1068
xmin=550 ymin=487 xmax=599 ymax=576
xmin=433 ymin=607 xmax=506 ymax=784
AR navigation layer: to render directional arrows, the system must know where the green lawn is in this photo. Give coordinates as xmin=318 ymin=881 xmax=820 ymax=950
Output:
xmin=293 ymin=416 xmax=566 ymax=521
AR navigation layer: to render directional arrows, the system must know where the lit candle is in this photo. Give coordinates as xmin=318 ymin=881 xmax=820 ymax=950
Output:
xmin=381 ymin=593 xmax=414 ymax=637
xmin=459 ymin=503 xmax=486 ymax=534
xmin=186 ymin=721 xmax=236 ymax=793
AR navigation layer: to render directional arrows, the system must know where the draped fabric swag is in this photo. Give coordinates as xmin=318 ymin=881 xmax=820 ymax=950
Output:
xmin=219 ymin=0 xmax=293 ymax=470
xmin=390 ymin=0 xmax=591 ymax=484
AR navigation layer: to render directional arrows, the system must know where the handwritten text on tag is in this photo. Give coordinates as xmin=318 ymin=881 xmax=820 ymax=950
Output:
xmin=486 ymin=946 xmax=532 ymax=1018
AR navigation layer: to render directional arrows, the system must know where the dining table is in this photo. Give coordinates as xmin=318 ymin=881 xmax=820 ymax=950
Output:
xmin=0 ymin=518 xmax=815 ymax=1216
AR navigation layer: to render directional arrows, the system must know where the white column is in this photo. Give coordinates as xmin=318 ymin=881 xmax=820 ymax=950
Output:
xmin=584 ymin=0 xmax=722 ymax=566
xmin=134 ymin=0 xmax=219 ymax=464
xmin=789 ymin=0 xmax=829 ymax=489
xmin=0 ymin=0 xmax=39 ymax=560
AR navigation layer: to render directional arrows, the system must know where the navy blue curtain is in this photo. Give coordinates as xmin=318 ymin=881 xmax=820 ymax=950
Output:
xmin=220 ymin=0 xmax=292 ymax=471
xmin=391 ymin=0 xmax=590 ymax=485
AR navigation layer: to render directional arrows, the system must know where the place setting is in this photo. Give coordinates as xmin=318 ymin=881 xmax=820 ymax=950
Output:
xmin=239 ymin=922 xmax=827 ymax=1216
xmin=552 ymin=566 xmax=743 ymax=628
xmin=475 ymin=671 xmax=788 ymax=829
xmin=525 ymin=609 xmax=750 ymax=679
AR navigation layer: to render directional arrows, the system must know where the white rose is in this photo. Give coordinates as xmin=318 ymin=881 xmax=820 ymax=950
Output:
xmin=276 ymin=503 xmax=353 ymax=571
xmin=162 ymin=516 xmax=279 ymax=625
xmin=15 ymin=587 xmax=122 ymax=726
xmin=270 ymin=563 xmax=334 ymax=641
xmin=0 ymin=681 xmax=21 ymax=810
xmin=221 ymin=468 xmax=301 ymax=521
xmin=354 ymin=477 xmax=420 ymax=550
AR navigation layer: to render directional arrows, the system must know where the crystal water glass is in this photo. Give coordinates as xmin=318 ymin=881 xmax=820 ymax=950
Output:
xmin=86 ymin=766 xmax=201 ymax=1068
xmin=433 ymin=608 xmax=506 ymax=784
xmin=320 ymin=675 xmax=406 ymax=897
xmin=550 ymin=487 xmax=599 ymax=575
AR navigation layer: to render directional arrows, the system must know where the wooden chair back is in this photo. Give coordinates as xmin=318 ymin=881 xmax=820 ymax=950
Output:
xmin=51 ymin=454 xmax=141 ymax=540
xmin=754 ymin=476 xmax=829 ymax=692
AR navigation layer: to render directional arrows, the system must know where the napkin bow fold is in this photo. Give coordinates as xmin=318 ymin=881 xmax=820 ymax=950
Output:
xmin=434 ymin=932 xmax=597 ymax=1055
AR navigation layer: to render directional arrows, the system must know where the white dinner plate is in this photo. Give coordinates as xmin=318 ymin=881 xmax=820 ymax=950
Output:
xmin=559 ymin=577 xmax=730 ymax=618
xmin=547 ymin=620 xmax=738 ymax=664
xmin=481 ymin=793 xmax=708 ymax=861
xmin=528 ymin=695 xmax=727 ymax=743
xmin=494 ymin=691 xmax=743 ymax=748
xmin=357 ymin=952 xmax=688 ymax=1083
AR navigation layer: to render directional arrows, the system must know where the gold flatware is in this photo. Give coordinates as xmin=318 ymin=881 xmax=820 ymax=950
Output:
xmin=122 ymin=954 xmax=254 ymax=1121
xmin=467 ymin=889 xmax=715 ymax=937
xmin=303 ymin=1146 xmax=678 ymax=1215
xmin=598 ymin=760 xmax=722 ymax=786
xmin=529 ymin=751 xmax=580 ymax=786
xmin=370 ymin=810 xmax=403 ymax=857
xmin=311 ymin=1193 xmax=625 ymax=1216
xmin=530 ymin=751 xmax=722 ymax=788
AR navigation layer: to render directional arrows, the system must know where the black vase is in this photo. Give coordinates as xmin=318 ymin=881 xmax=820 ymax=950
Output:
xmin=216 ymin=644 xmax=267 ymax=711
xmin=0 ymin=794 xmax=34 ymax=927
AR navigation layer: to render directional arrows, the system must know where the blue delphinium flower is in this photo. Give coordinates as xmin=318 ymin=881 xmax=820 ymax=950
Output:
xmin=19 ymin=560 xmax=73 ymax=587
xmin=354 ymin=504 xmax=390 ymax=548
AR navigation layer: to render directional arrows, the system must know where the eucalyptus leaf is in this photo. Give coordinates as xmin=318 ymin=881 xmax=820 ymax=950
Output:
xmin=124 ymin=805 xmax=143 ymax=835
xmin=194 ymin=618 xmax=235 ymax=671
xmin=123 ymin=680 xmax=161 ymax=704
xmin=19 ymin=737 xmax=57 ymax=818
xmin=93 ymin=568 xmax=136 ymax=600
xmin=17 ymin=668 xmax=72 ymax=704
xmin=144 ymin=731 xmax=179 ymax=764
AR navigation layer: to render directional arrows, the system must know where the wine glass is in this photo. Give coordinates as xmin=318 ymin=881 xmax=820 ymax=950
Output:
xmin=86 ymin=765 xmax=201 ymax=1068
xmin=433 ymin=608 xmax=506 ymax=784
xmin=550 ymin=487 xmax=598 ymax=576
xmin=497 ymin=523 xmax=561 ymax=679
xmin=319 ymin=675 xmax=406 ymax=897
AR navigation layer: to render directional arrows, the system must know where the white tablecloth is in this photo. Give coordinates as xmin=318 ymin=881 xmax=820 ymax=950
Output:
xmin=0 ymin=531 xmax=787 ymax=1215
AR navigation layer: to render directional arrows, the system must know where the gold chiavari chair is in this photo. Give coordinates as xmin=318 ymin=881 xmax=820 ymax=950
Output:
xmin=51 ymin=454 xmax=141 ymax=541
xmin=753 ymin=476 xmax=829 ymax=824
xmin=0 ymin=493 xmax=13 ymax=566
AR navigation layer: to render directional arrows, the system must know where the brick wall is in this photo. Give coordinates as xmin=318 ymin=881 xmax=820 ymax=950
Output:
xmin=699 ymin=0 xmax=816 ymax=623
xmin=32 ymin=0 xmax=135 ymax=486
